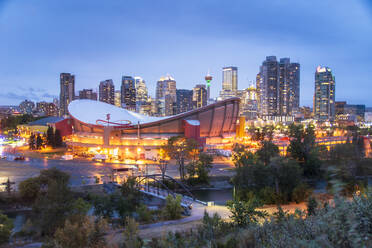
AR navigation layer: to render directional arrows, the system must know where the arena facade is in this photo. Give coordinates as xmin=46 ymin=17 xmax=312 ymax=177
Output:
xmin=66 ymin=98 xmax=240 ymax=159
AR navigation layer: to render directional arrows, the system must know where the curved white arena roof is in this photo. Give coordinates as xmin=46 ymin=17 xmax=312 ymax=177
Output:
xmin=68 ymin=99 xmax=165 ymax=126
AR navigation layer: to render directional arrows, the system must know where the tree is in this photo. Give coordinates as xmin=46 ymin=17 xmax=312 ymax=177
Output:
xmin=226 ymin=199 xmax=267 ymax=227
xmin=123 ymin=217 xmax=142 ymax=248
xmin=256 ymin=140 xmax=279 ymax=165
xmin=19 ymin=177 xmax=40 ymax=204
xmin=157 ymin=159 xmax=168 ymax=182
xmin=163 ymin=136 xmax=199 ymax=181
xmin=53 ymin=217 xmax=108 ymax=248
xmin=29 ymin=133 xmax=35 ymax=150
xmin=307 ymin=196 xmax=318 ymax=216
xmin=232 ymin=143 xmax=257 ymax=168
xmin=162 ymin=195 xmax=183 ymax=220
xmin=0 ymin=212 xmax=13 ymax=245
xmin=36 ymin=134 xmax=43 ymax=150
xmin=54 ymin=129 xmax=63 ymax=147
xmin=287 ymin=123 xmax=321 ymax=177
xmin=46 ymin=126 xmax=55 ymax=147
xmin=195 ymin=152 xmax=213 ymax=183
xmin=28 ymin=168 xmax=73 ymax=236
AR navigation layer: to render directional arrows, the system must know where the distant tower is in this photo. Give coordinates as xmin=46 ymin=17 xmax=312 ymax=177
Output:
xmin=205 ymin=71 xmax=213 ymax=101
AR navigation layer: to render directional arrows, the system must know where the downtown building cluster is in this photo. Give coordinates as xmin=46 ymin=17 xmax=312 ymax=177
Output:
xmin=5 ymin=56 xmax=368 ymax=124
xmin=58 ymin=74 xmax=211 ymax=118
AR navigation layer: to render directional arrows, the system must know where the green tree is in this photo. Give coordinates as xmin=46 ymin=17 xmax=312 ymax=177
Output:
xmin=307 ymin=196 xmax=318 ymax=216
xmin=256 ymin=140 xmax=279 ymax=165
xmin=53 ymin=217 xmax=108 ymax=248
xmin=54 ymin=129 xmax=63 ymax=147
xmin=287 ymin=123 xmax=321 ymax=177
xmin=226 ymin=199 xmax=267 ymax=227
xmin=29 ymin=133 xmax=35 ymax=150
xmin=46 ymin=126 xmax=55 ymax=147
xmin=0 ymin=212 xmax=13 ymax=245
xmin=18 ymin=177 xmax=40 ymax=204
xmin=195 ymin=152 xmax=213 ymax=183
xmin=163 ymin=136 xmax=199 ymax=181
xmin=123 ymin=217 xmax=142 ymax=248
xmin=29 ymin=168 xmax=73 ymax=236
xmin=232 ymin=143 xmax=257 ymax=168
xmin=36 ymin=133 xmax=43 ymax=149
xmin=162 ymin=195 xmax=183 ymax=220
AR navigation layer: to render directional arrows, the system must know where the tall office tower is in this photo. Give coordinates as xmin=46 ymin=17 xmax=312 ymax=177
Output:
xmin=278 ymin=58 xmax=300 ymax=115
xmin=59 ymin=73 xmax=75 ymax=116
xmin=79 ymin=89 xmax=97 ymax=100
xmin=257 ymin=56 xmax=279 ymax=117
xmin=99 ymin=79 xmax=115 ymax=105
xmin=114 ymin=90 xmax=121 ymax=107
xmin=121 ymin=76 xmax=136 ymax=111
xmin=176 ymin=89 xmax=193 ymax=114
xmin=313 ymin=66 xmax=335 ymax=121
xmin=193 ymin=84 xmax=207 ymax=109
xmin=219 ymin=66 xmax=238 ymax=100
xmin=134 ymin=77 xmax=149 ymax=112
xmin=156 ymin=75 xmax=177 ymax=116
xmin=257 ymin=56 xmax=300 ymax=118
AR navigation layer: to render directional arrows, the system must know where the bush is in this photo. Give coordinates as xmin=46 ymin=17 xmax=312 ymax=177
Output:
xmin=0 ymin=212 xmax=13 ymax=245
xmin=162 ymin=195 xmax=183 ymax=220
xmin=259 ymin=187 xmax=277 ymax=204
xmin=137 ymin=204 xmax=152 ymax=223
xmin=292 ymin=184 xmax=312 ymax=203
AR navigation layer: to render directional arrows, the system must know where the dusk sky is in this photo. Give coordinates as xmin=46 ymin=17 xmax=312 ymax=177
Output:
xmin=0 ymin=0 xmax=371 ymax=106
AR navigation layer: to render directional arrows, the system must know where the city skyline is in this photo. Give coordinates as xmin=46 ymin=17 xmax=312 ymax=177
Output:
xmin=0 ymin=0 xmax=371 ymax=106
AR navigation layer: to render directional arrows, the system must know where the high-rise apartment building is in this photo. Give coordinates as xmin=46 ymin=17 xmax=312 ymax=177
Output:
xmin=78 ymin=89 xmax=97 ymax=100
xmin=121 ymin=76 xmax=136 ymax=111
xmin=257 ymin=56 xmax=300 ymax=118
xmin=219 ymin=66 xmax=238 ymax=100
xmin=156 ymin=75 xmax=177 ymax=116
xmin=176 ymin=89 xmax=193 ymax=114
xmin=99 ymin=79 xmax=115 ymax=105
xmin=313 ymin=66 xmax=335 ymax=121
xmin=59 ymin=73 xmax=75 ymax=116
xmin=36 ymin=101 xmax=58 ymax=116
xmin=278 ymin=58 xmax=300 ymax=116
xmin=193 ymin=84 xmax=207 ymax=109
xmin=19 ymin=100 xmax=35 ymax=114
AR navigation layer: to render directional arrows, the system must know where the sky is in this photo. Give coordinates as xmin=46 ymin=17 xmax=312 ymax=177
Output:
xmin=0 ymin=0 xmax=371 ymax=107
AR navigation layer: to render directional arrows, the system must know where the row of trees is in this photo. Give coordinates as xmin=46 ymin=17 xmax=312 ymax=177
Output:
xmin=28 ymin=126 xmax=63 ymax=150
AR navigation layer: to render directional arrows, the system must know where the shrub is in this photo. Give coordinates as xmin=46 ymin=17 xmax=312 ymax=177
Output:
xmin=162 ymin=195 xmax=183 ymax=220
xmin=292 ymin=183 xmax=312 ymax=203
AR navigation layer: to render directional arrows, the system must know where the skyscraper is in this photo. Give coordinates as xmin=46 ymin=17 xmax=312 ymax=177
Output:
xmin=278 ymin=58 xmax=300 ymax=115
xmin=59 ymin=73 xmax=75 ymax=116
xmin=99 ymin=79 xmax=115 ymax=105
xmin=156 ymin=75 xmax=177 ymax=116
xmin=193 ymin=84 xmax=207 ymax=109
xmin=135 ymin=77 xmax=148 ymax=103
xmin=79 ymin=89 xmax=97 ymax=100
xmin=219 ymin=66 xmax=238 ymax=100
xmin=114 ymin=90 xmax=121 ymax=107
xmin=176 ymin=89 xmax=193 ymax=114
xmin=313 ymin=66 xmax=335 ymax=121
xmin=121 ymin=76 xmax=136 ymax=111
xmin=256 ymin=56 xmax=300 ymax=118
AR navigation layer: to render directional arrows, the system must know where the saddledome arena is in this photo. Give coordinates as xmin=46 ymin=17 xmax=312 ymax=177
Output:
xmin=66 ymin=98 xmax=240 ymax=159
